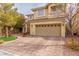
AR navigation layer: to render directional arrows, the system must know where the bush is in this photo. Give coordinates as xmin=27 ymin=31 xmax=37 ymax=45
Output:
xmin=72 ymin=41 xmax=79 ymax=50
xmin=0 ymin=40 xmax=4 ymax=44
xmin=66 ymin=38 xmax=74 ymax=47
xmin=66 ymin=38 xmax=79 ymax=51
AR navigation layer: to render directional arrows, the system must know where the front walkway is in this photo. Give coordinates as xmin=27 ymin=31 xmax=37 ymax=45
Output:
xmin=0 ymin=36 xmax=79 ymax=56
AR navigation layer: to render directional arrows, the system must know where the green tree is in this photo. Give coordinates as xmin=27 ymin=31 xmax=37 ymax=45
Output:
xmin=0 ymin=3 xmax=21 ymax=37
xmin=14 ymin=14 xmax=25 ymax=34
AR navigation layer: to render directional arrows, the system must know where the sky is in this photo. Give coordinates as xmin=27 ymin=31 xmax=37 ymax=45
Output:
xmin=14 ymin=3 xmax=47 ymax=15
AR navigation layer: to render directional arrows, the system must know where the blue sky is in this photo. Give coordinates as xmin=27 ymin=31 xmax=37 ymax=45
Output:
xmin=14 ymin=3 xmax=47 ymax=15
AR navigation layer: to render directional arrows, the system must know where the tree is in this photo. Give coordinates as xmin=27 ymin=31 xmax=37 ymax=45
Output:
xmin=0 ymin=3 xmax=21 ymax=37
xmin=66 ymin=4 xmax=78 ymax=37
xmin=14 ymin=14 xmax=25 ymax=34
xmin=71 ymin=11 xmax=79 ymax=35
xmin=59 ymin=3 xmax=78 ymax=37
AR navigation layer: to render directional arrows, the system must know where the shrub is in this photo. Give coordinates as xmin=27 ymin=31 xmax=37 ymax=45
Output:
xmin=72 ymin=41 xmax=79 ymax=50
xmin=66 ymin=38 xmax=74 ymax=47
xmin=66 ymin=37 xmax=79 ymax=51
xmin=0 ymin=40 xmax=4 ymax=44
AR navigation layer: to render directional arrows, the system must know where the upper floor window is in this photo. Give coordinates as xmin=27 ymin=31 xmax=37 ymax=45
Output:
xmin=38 ymin=9 xmax=45 ymax=16
xmin=51 ymin=6 xmax=62 ymax=16
xmin=29 ymin=15 xmax=33 ymax=20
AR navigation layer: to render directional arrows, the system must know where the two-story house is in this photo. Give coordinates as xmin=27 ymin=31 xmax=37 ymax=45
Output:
xmin=26 ymin=3 xmax=67 ymax=37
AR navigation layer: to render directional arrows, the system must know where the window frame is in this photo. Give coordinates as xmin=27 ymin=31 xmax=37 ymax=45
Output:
xmin=29 ymin=15 xmax=33 ymax=20
xmin=38 ymin=9 xmax=45 ymax=17
xmin=51 ymin=6 xmax=62 ymax=16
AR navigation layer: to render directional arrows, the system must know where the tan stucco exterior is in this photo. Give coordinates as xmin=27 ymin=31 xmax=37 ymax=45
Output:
xmin=30 ymin=3 xmax=66 ymax=20
xmin=26 ymin=3 xmax=66 ymax=37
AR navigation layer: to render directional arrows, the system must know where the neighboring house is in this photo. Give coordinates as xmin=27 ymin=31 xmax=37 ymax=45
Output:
xmin=26 ymin=3 xmax=67 ymax=37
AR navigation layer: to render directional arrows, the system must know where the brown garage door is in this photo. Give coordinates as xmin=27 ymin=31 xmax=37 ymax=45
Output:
xmin=36 ymin=24 xmax=61 ymax=36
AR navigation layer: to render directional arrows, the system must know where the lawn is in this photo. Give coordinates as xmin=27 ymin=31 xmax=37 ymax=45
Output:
xmin=0 ymin=36 xmax=17 ymax=41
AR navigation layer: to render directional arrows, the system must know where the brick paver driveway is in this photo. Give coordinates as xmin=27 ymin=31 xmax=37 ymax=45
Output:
xmin=0 ymin=36 xmax=79 ymax=56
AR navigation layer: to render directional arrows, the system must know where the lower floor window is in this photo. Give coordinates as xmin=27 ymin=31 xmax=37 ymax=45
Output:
xmin=36 ymin=24 xmax=61 ymax=27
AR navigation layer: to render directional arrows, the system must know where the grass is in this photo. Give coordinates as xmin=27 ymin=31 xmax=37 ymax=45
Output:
xmin=0 ymin=36 xmax=17 ymax=41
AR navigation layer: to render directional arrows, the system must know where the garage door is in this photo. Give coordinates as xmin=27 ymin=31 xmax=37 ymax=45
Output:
xmin=36 ymin=24 xmax=61 ymax=36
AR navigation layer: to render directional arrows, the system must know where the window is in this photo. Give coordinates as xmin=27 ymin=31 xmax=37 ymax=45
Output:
xmin=38 ymin=9 xmax=45 ymax=16
xmin=47 ymin=25 xmax=49 ymax=27
xmin=29 ymin=15 xmax=33 ymax=20
xmin=51 ymin=7 xmax=62 ymax=16
xmin=43 ymin=25 xmax=46 ymax=27
xmin=51 ymin=24 xmax=53 ymax=27
xmin=58 ymin=24 xmax=61 ymax=26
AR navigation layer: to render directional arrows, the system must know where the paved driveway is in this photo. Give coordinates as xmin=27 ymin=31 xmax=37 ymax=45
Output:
xmin=0 ymin=50 xmax=15 ymax=56
xmin=0 ymin=36 xmax=79 ymax=56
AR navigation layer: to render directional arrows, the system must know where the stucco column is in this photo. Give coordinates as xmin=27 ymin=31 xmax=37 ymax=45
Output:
xmin=48 ymin=6 xmax=51 ymax=16
xmin=61 ymin=23 xmax=65 ymax=37
xmin=30 ymin=24 xmax=36 ymax=35
xmin=33 ymin=24 xmax=36 ymax=35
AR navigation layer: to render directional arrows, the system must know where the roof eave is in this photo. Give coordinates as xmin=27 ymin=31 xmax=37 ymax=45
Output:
xmin=31 ymin=3 xmax=52 ymax=11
